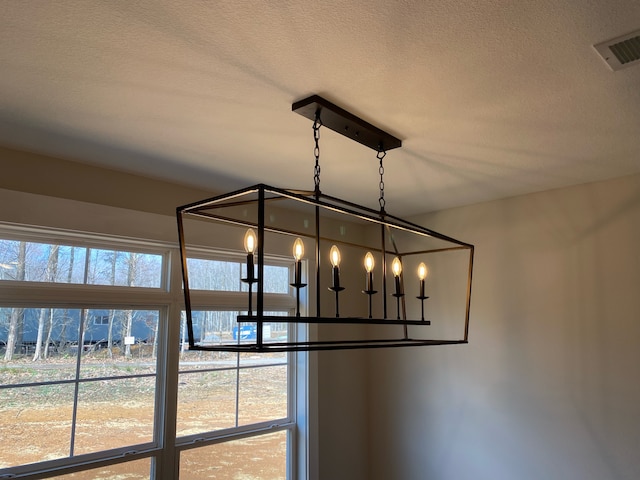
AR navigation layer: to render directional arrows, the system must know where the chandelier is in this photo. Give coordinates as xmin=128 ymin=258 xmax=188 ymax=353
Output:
xmin=177 ymin=95 xmax=474 ymax=352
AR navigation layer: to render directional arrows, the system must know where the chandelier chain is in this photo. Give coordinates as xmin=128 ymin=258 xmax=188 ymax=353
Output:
xmin=377 ymin=149 xmax=386 ymax=211
xmin=313 ymin=112 xmax=322 ymax=192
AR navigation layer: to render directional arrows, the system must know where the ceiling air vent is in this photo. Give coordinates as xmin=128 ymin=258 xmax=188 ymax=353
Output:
xmin=594 ymin=30 xmax=640 ymax=71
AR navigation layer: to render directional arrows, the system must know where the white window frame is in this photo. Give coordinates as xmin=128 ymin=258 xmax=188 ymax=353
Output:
xmin=93 ymin=314 xmax=110 ymax=325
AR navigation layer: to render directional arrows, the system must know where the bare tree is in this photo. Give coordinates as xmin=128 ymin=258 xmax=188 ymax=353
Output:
xmin=33 ymin=245 xmax=59 ymax=361
xmin=43 ymin=308 xmax=54 ymax=358
xmin=4 ymin=241 xmax=26 ymax=361
xmin=107 ymin=309 xmax=116 ymax=358
xmin=33 ymin=308 xmax=47 ymax=361
xmin=150 ymin=314 xmax=158 ymax=359
xmin=123 ymin=252 xmax=138 ymax=358
xmin=57 ymin=247 xmax=77 ymax=353
xmin=107 ymin=250 xmax=118 ymax=358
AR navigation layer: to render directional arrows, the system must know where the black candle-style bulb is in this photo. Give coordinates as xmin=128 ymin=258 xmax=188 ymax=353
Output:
xmin=332 ymin=265 xmax=340 ymax=288
xmin=293 ymin=238 xmax=304 ymax=287
xmin=247 ymin=253 xmax=255 ymax=282
xmin=291 ymin=237 xmax=307 ymax=317
xmin=242 ymin=229 xmax=258 ymax=315
xmin=295 ymin=260 xmax=302 ymax=285
xmin=243 ymin=229 xmax=257 ymax=282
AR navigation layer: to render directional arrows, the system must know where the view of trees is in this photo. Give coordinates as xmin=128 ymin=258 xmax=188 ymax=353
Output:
xmin=186 ymin=258 xmax=290 ymax=294
xmin=184 ymin=257 xmax=291 ymax=341
xmin=1 ymin=239 xmax=292 ymax=361
xmin=0 ymin=239 xmax=162 ymax=361
xmin=0 ymin=307 xmax=159 ymax=361
xmin=0 ymin=239 xmax=162 ymax=286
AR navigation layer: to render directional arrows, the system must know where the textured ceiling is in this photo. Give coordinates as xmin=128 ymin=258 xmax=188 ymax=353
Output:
xmin=1 ymin=1 xmax=640 ymax=215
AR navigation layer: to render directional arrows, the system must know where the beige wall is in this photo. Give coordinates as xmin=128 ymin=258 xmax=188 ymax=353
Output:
xmin=0 ymin=146 xmax=215 ymax=217
xmin=368 ymin=173 xmax=640 ymax=480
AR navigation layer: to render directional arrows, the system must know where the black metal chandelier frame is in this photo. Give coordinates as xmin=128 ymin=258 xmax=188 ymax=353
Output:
xmin=177 ymin=95 xmax=474 ymax=352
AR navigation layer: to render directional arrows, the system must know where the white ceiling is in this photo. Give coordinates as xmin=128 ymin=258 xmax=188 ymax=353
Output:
xmin=1 ymin=1 xmax=640 ymax=216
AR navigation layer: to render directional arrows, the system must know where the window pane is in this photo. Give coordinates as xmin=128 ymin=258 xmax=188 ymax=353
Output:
xmin=53 ymin=458 xmax=151 ymax=479
xmin=86 ymin=249 xmax=162 ymax=288
xmin=0 ymin=240 xmax=163 ymax=288
xmin=262 ymin=265 xmax=290 ymax=294
xmin=0 ymin=240 xmax=86 ymax=284
xmin=183 ymin=310 xmax=236 ymax=346
xmin=238 ymin=366 xmax=288 ymax=426
xmin=178 ymin=311 xmax=289 ymax=434
xmin=178 ymin=348 xmax=234 ymax=372
xmin=240 ymin=264 xmax=291 ymax=294
xmin=187 ymin=258 xmax=291 ymax=294
xmin=0 ymin=384 xmax=75 ymax=468
xmin=179 ymin=430 xmax=287 ymax=480
xmin=177 ymin=370 xmax=237 ymax=436
xmin=80 ymin=309 xmax=159 ymax=378
xmin=0 ymin=305 xmax=160 ymax=464
xmin=179 ymin=313 xmax=288 ymax=368
xmin=74 ymin=377 xmax=156 ymax=455
xmin=239 ymin=317 xmax=289 ymax=366
xmin=0 ymin=307 xmax=80 ymax=379
xmin=182 ymin=312 xmax=290 ymax=345
xmin=186 ymin=258 xmax=241 ymax=291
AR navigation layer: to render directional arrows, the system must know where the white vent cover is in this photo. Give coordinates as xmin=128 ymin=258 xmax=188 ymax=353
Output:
xmin=594 ymin=30 xmax=640 ymax=71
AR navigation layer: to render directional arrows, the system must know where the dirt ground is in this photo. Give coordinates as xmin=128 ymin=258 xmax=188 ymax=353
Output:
xmin=0 ymin=353 xmax=288 ymax=479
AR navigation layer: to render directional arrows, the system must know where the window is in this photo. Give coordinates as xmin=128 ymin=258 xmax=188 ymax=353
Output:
xmin=0 ymin=306 xmax=158 ymax=462
xmin=0 ymin=230 xmax=164 ymax=475
xmin=185 ymin=256 xmax=291 ymax=294
xmin=0 ymin=237 xmax=162 ymax=287
xmin=176 ymin=255 xmax=297 ymax=475
xmin=0 ymin=225 xmax=307 ymax=479
xmin=179 ymin=430 xmax=287 ymax=479
xmin=93 ymin=314 xmax=110 ymax=325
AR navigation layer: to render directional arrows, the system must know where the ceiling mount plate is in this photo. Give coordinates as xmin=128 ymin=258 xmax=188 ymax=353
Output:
xmin=292 ymin=95 xmax=402 ymax=151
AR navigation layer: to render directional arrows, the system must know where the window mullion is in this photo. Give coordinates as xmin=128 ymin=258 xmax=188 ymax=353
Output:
xmin=152 ymin=248 xmax=184 ymax=479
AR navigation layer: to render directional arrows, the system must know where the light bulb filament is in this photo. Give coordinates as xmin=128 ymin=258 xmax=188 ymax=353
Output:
xmin=330 ymin=245 xmax=341 ymax=267
xmin=392 ymin=257 xmax=402 ymax=277
xmin=293 ymin=238 xmax=304 ymax=260
xmin=243 ymin=229 xmax=257 ymax=254
xmin=364 ymin=252 xmax=374 ymax=273
xmin=418 ymin=262 xmax=427 ymax=281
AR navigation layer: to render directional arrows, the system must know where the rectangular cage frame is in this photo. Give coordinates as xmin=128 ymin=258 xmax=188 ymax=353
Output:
xmin=177 ymin=184 xmax=474 ymax=352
